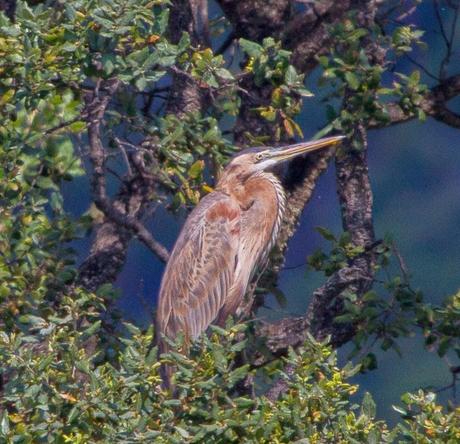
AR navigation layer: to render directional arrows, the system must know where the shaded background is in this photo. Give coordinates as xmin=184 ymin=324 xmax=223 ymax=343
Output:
xmin=64 ymin=1 xmax=460 ymax=424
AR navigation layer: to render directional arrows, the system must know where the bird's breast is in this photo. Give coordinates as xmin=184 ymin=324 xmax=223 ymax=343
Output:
xmin=237 ymin=172 xmax=286 ymax=257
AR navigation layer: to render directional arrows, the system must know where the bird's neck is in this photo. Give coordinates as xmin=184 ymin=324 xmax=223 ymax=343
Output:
xmin=217 ymin=170 xmax=285 ymax=213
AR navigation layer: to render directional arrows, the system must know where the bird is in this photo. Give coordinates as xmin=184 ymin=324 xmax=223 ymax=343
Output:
xmin=156 ymin=135 xmax=344 ymax=356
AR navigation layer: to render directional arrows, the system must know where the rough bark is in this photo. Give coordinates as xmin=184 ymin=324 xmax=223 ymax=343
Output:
xmin=313 ymin=130 xmax=375 ymax=345
xmin=166 ymin=0 xmax=207 ymax=115
xmin=217 ymin=0 xmax=291 ymax=42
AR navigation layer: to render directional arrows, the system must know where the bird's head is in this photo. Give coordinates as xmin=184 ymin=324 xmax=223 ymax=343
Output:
xmin=222 ymin=135 xmax=345 ymax=180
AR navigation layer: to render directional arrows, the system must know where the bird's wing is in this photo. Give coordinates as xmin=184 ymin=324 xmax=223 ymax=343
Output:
xmin=156 ymin=192 xmax=241 ymax=343
xmin=215 ymin=192 xmax=280 ymax=324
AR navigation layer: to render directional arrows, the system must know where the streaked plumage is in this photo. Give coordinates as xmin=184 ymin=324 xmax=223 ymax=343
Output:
xmin=156 ymin=136 xmax=344 ymax=355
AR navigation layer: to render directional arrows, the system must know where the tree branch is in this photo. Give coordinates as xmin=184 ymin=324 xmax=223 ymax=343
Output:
xmin=372 ymin=74 xmax=460 ymax=129
xmin=79 ymin=0 xmax=210 ymax=292
xmin=78 ymin=79 xmax=169 ymax=291
xmin=86 ymin=81 xmax=169 ymax=261
xmin=257 ymin=2 xmax=380 ymax=397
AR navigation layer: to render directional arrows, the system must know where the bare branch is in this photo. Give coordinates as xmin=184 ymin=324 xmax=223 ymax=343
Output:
xmin=404 ymin=53 xmax=439 ymax=82
xmin=84 ymin=80 xmax=169 ymax=264
xmin=98 ymin=203 xmax=170 ymax=263
xmin=435 ymin=0 xmax=460 ymax=79
xmin=78 ymin=79 xmax=170 ymax=291
xmin=113 ymin=136 xmax=133 ymax=178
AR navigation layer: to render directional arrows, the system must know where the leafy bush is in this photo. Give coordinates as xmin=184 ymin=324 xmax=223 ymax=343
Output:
xmin=1 ymin=300 xmax=459 ymax=442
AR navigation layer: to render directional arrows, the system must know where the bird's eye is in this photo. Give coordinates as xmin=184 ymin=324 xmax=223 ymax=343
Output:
xmin=255 ymin=152 xmax=264 ymax=161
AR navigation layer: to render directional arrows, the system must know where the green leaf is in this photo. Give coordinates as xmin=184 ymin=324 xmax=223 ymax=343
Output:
xmin=67 ymin=406 xmax=79 ymax=423
xmin=271 ymin=286 xmax=287 ymax=308
xmin=296 ymin=87 xmax=313 ymax=97
xmin=81 ymin=320 xmax=101 ymax=338
xmin=135 ymin=76 xmax=148 ymax=91
xmin=175 ymin=426 xmax=190 ymax=439
xmin=177 ymin=32 xmax=191 ymax=52
xmin=36 ymin=176 xmax=58 ymax=190
xmin=188 ymin=160 xmax=204 ymax=179
xmin=362 ymin=392 xmax=376 ymax=417
xmin=227 ymin=364 xmax=249 ymax=386
xmin=284 ymin=65 xmax=298 ymax=86
xmin=68 ymin=121 xmax=87 ymax=133
xmin=316 ymin=226 xmax=336 ymax=241
xmin=392 ymin=405 xmax=407 ymax=415
xmin=216 ymin=68 xmax=234 ymax=80
xmin=0 ymin=411 xmax=10 ymax=435
xmin=239 ymin=38 xmax=263 ymax=58
xmin=18 ymin=315 xmax=46 ymax=326
xmin=234 ymin=397 xmax=255 ymax=408
xmin=437 ymin=336 xmax=451 ymax=357
xmin=334 ymin=314 xmax=354 ymax=324
xmin=345 ymin=71 xmax=360 ymax=90
xmin=318 ymin=55 xmax=329 ymax=67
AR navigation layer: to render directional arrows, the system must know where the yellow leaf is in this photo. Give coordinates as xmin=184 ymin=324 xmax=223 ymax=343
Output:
xmin=291 ymin=119 xmax=304 ymax=138
xmin=60 ymin=393 xmax=77 ymax=403
xmin=271 ymin=87 xmax=283 ymax=107
xmin=282 ymin=118 xmax=294 ymax=138
xmin=191 ymin=190 xmax=200 ymax=204
xmin=188 ymin=160 xmax=204 ymax=179
xmin=312 ymin=411 xmax=322 ymax=422
xmin=45 ymin=53 xmax=57 ymax=64
xmin=147 ymin=34 xmax=160 ymax=45
xmin=9 ymin=413 xmax=22 ymax=424
xmin=86 ymin=203 xmax=105 ymax=224
xmin=202 ymin=184 xmax=214 ymax=193
xmin=21 ymin=215 xmax=32 ymax=225
xmin=260 ymin=106 xmax=277 ymax=122
xmin=244 ymin=57 xmax=254 ymax=73
xmin=0 ymin=89 xmax=14 ymax=105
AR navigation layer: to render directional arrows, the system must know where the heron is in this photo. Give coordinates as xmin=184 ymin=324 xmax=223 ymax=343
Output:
xmin=156 ymin=135 xmax=344 ymax=357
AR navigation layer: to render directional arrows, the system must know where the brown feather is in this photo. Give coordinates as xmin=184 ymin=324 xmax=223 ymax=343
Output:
xmin=156 ymin=137 xmax=343 ymax=388
xmin=156 ymin=191 xmax=241 ymax=347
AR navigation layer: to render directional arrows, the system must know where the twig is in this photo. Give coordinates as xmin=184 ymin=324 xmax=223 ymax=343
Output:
xmin=434 ymin=0 xmax=450 ymax=48
xmin=169 ymin=65 xmax=203 ymax=86
xmin=395 ymin=3 xmax=418 ymax=22
xmin=404 ymin=53 xmax=439 ymax=81
xmin=391 ymin=242 xmax=410 ymax=283
xmin=84 ymin=78 xmax=170 ymax=264
xmin=435 ymin=0 xmax=459 ymax=79
xmin=113 ymin=136 xmax=133 ymax=177
xmin=44 ymin=116 xmax=87 ymax=135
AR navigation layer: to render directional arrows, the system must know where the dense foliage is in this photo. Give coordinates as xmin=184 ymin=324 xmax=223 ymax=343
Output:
xmin=2 ymin=295 xmax=459 ymax=442
xmin=0 ymin=1 xmax=459 ymax=443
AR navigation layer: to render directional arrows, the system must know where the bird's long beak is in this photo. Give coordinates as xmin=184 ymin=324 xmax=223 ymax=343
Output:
xmin=269 ymin=135 xmax=345 ymax=162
